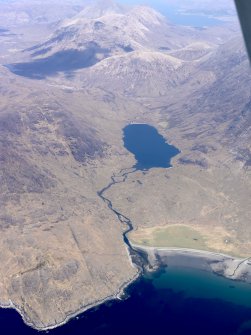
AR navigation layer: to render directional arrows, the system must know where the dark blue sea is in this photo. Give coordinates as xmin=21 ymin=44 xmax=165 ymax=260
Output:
xmin=1 ymin=124 xmax=251 ymax=334
xmin=2 ymin=266 xmax=251 ymax=335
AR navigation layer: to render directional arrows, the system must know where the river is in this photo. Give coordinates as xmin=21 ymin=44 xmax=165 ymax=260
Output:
xmin=1 ymin=124 xmax=251 ymax=335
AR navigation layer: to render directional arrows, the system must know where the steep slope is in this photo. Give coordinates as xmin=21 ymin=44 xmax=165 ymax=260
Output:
xmin=105 ymin=36 xmax=251 ymax=260
xmin=63 ymin=0 xmax=126 ymax=20
xmin=0 ymin=66 xmax=139 ymax=329
xmin=7 ymin=3 xmax=233 ymax=79
xmin=194 ymin=37 xmax=251 ymax=165
xmin=80 ymin=51 xmax=189 ymax=97
xmin=28 ymin=5 xmax=176 ymax=56
xmin=0 ymin=1 xmax=250 ymax=331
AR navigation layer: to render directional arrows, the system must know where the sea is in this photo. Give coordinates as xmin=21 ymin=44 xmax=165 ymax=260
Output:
xmin=119 ymin=0 xmax=224 ymax=27
xmin=2 ymin=266 xmax=251 ymax=335
xmin=1 ymin=125 xmax=250 ymax=335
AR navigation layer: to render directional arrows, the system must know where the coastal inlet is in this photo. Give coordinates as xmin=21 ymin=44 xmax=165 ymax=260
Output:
xmin=1 ymin=124 xmax=251 ymax=334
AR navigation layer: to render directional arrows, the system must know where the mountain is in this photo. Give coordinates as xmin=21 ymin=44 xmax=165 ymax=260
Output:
xmin=64 ymin=0 xmax=126 ymax=20
xmin=0 ymin=0 xmax=89 ymax=26
xmin=80 ymin=51 xmax=189 ymax=97
xmin=0 ymin=65 xmax=138 ymax=329
xmin=0 ymin=0 xmax=250 ymax=331
xmin=103 ymin=36 xmax=251 ymax=270
xmin=25 ymin=5 xmax=167 ymax=56
xmin=198 ymin=37 xmax=251 ymax=166
xmin=7 ymin=2 xmax=235 ymax=79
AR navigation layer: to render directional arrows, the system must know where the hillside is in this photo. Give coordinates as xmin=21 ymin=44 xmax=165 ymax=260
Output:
xmin=0 ymin=0 xmax=250 ymax=330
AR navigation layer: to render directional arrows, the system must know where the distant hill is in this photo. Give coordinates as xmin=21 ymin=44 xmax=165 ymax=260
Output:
xmin=0 ymin=0 xmax=250 ymax=331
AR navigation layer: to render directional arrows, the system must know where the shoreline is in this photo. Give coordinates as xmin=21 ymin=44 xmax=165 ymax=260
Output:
xmin=130 ymin=243 xmax=244 ymax=260
xmin=1 ymin=245 xmax=250 ymax=331
xmin=131 ymin=243 xmax=251 ymax=283
xmin=0 ymin=269 xmax=140 ymax=332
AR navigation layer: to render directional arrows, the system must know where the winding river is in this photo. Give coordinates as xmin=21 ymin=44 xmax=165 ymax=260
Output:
xmin=98 ymin=124 xmax=180 ymax=272
xmin=2 ymin=124 xmax=251 ymax=335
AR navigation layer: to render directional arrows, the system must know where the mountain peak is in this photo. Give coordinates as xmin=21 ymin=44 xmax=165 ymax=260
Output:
xmin=65 ymin=0 xmax=127 ymax=24
xmin=62 ymin=2 xmax=164 ymax=28
xmin=129 ymin=5 xmax=164 ymax=25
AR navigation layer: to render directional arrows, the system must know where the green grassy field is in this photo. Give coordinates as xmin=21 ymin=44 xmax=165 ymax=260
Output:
xmin=129 ymin=224 xmax=247 ymax=258
xmin=130 ymin=225 xmax=207 ymax=250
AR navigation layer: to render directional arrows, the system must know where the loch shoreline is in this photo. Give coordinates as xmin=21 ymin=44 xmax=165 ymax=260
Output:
xmin=1 ymin=121 xmax=248 ymax=331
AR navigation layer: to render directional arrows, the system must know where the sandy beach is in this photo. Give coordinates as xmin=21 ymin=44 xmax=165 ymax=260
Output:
xmin=131 ymin=243 xmax=251 ymax=284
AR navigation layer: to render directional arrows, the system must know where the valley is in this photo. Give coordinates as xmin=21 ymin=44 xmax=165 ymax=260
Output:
xmin=0 ymin=0 xmax=250 ymax=330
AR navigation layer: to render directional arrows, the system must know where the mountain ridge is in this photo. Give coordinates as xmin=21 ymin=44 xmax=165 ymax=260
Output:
xmin=0 ymin=0 xmax=250 ymax=331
